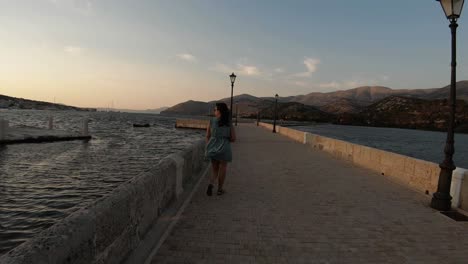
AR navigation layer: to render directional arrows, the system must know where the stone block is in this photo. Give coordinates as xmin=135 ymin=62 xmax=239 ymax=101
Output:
xmin=94 ymin=183 xmax=138 ymax=255
xmin=451 ymin=168 xmax=467 ymax=208
xmin=156 ymin=158 xmax=177 ymax=210
xmin=460 ymin=171 xmax=468 ymax=211
xmin=403 ymin=157 xmax=416 ymax=176
xmin=133 ymin=170 xmax=161 ymax=239
xmin=0 ymin=207 xmax=96 ymax=264
xmin=168 ymin=153 xmax=185 ymax=198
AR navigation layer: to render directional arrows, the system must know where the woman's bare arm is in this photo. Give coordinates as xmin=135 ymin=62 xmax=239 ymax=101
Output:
xmin=206 ymin=122 xmax=211 ymax=143
xmin=230 ymin=126 xmax=236 ymax=142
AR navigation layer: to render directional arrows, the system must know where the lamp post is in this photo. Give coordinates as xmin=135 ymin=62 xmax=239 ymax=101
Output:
xmin=431 ymin=0 xmax=465 ymax=211
xmin=273 ymin=94 xmax=279 ymax=133
xmin=256 ymin=110 xmax=260 ymax=126
xmin=235 ymin=103 xmax=238 ymax=126
xmin=229 ymin=73 xmax=237 ymax=123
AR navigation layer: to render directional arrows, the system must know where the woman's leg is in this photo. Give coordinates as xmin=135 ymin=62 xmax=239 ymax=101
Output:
xmin=218 ymin=161 xmax=228 ymax=191
xmin=210 ymin=160 xmax=220 ymax=185
xmin=207 ymin=160 xmax=220 ymax=196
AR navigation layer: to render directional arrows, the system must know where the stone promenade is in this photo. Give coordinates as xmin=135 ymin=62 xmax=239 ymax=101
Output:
xmin=151 ymin=124 xmax=468 ymax=264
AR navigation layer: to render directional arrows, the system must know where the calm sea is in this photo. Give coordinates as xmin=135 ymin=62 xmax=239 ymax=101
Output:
xmin=0 ymin=110 xmax=204 ymax=255
xmin=294 ymin=124 xmax=468 ymax=169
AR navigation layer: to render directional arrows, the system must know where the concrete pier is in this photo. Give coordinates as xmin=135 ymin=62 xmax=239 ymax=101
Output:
xmin=150 ymin=123 xmax=468 ymax=263
xmin=3 ymin=122 xmax=468 ymax=263
xmin=0 ymin=118 xmax=92 ymax=144
xmin=0 ymin=126 xmax=91 ymax=145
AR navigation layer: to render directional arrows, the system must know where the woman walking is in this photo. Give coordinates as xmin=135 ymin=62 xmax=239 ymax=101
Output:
xmin=205 ymin=102 xmax=236 ymax=196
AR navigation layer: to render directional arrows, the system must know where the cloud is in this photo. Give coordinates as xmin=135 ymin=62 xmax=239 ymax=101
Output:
xmin=274 ymin=68 xmax=284 ymax=73
xmin=64 ymin=45 xmax=84 ymax=55
xmin=293 ymin=57 xmax=320 ymax=77
xmin=212 ymin=62 xmax=261 ymax=76
xmin=176 ymin=53 xmax=197 ymax=62
xmin=304 ymin=58 xmax=320 ymax=73
xmin=238 ymin=64 xmax=260 ymax=76
xmin=318 ymin=76 xmax=390 ymax=90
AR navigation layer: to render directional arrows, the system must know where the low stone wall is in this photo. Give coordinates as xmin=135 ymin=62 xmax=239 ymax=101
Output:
xmin=277 ymin=126 xmax=306 ymax=144
xmin=0 ymin=139 xmax=207 ymax=264
xmin=305 ymin=133 xmax=440 ymax=195
xmin=175 ymin=119 xmax=209 ymax=130
xmin=259 ymin=122 xmax=468 ymax=210
xmin=258 ymin=122 xmax=273 ymax=131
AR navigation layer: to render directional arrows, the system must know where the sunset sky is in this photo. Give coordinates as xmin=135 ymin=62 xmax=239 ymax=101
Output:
xmin=0 ymin=0 xmax=467 ymax=110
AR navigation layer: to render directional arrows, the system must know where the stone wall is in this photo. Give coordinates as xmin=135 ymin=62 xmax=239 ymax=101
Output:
xmin=258 ymin=122 xmax=273 ymax=131
xmin=305 ymin=133 xmax=440 ymax=195
xmin=277 ymin=126 xmax=306 ymax=144
xmin=259 ymin=122 xmax=468 ymax=210
xmin=457 ymin=170 xmax=468 ymax=211
xmin=0 ymin=139 xmax=207 ymax=264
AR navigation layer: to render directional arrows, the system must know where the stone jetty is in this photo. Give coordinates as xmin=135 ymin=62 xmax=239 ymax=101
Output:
xmin=0 ymin=119 xmax=91 ymax=145
xmin=2 ymin=121 xmax=468 ymax=263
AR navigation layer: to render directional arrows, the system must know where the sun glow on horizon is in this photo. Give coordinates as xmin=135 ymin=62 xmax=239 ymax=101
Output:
xmin=1 ymin=1 xmax=467 ymax=109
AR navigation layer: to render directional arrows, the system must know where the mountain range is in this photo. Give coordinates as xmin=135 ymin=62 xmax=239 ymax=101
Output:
xmin=162 ymin=81 xmax=468 ymax=115
xmin=161 ymin=81 xmax=468 ymax=132
xmin=0 ymin=94 xmax=96 ymax=111
xmin=96 ymin=107 xmax=169 ymax=114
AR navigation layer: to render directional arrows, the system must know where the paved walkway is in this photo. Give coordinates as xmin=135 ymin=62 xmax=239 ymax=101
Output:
xmin=151 ymin=124 xmax=468 ymax=264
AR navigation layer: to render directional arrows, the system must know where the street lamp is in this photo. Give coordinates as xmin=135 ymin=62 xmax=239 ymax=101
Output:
xmin=235 ymin=103 xmax=238 ymax=126
xmin=431 ymin=0 xmax=465 ymax=211
xmin=256 ymin=110 xmax=260 ymax=126
xmin=273 ymin=94 xmax=279 ymax=133
xmin=229 ymin=73 xmax=236 ymax=123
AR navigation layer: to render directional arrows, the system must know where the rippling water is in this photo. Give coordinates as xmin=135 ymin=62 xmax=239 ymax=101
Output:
xmin=0 ymin=110 xmax=204 ymax=255
xmin=294 ymin=124 xmax=468 ymax=169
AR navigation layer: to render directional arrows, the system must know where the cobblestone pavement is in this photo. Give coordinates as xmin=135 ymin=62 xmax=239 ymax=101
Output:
xmin=151 ymin=124 xmax=468 ymax=264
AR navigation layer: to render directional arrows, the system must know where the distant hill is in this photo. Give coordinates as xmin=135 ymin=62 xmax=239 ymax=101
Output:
xmin=286 ymin=86 xmax=396 ymax=107
xmin=158 ymin=81 xmax=468 ymax=133
xmin=161 ymin=94 xmax=266 ymax=117
xmin=144 ymin=107 xmax=169 ymax=114
xmin=0 ymin=94 xmax=96 ymax=111
xmin=160 ymin=100 xmax=212 ymax=116
xmin=337 ymin=96 xmax=468 ymax=132
xmin=284 ymin=81 xmax=468 ymax=107
xmin=319 ymin=98 xmax=363 ymax=114
xmin=98 ymin=107 xmax=169 ymax=114
xmin=259 ymin=101 xmax=334 ymax=122
xmin=418 ymin=80 xmax=468 ymax=102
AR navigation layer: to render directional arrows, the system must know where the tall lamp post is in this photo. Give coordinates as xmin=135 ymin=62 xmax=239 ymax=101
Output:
xmin=256 ymin=110 xmax=260 ymax=126
xmin=235 ymin=103 xmax=239 ymax=126
xmin=229 ymin=73 xmax=237 ymax=123
xmin=272 ymin=94 xmax=279 ymax=133
xmin=431 ymin=0 xmax=465 ymax=211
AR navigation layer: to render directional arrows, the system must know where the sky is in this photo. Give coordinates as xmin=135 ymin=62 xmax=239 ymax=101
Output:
xmin=0 ymin=0 xmax=467 ymax=110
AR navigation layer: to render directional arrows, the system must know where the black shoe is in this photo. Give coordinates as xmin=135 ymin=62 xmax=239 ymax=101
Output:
xmin=217 ymin=189 xmax=225 ymax=196
xmin=206 ymin=184 xmax=213 ymax=196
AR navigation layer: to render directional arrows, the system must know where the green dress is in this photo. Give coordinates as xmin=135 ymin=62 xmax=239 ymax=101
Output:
xmin=205 ymin=118 xmax=232 ymax=162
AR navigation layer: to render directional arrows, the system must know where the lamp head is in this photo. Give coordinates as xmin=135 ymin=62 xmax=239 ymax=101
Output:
xmin=230 ymin=73 xmax=237 ymax=84
xmin=437 ymin=0 xmax=465 ymax=20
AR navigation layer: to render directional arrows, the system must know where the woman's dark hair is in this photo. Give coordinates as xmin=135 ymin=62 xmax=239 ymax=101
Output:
xmin=215 ymin=102 xmax=230 ymax=127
